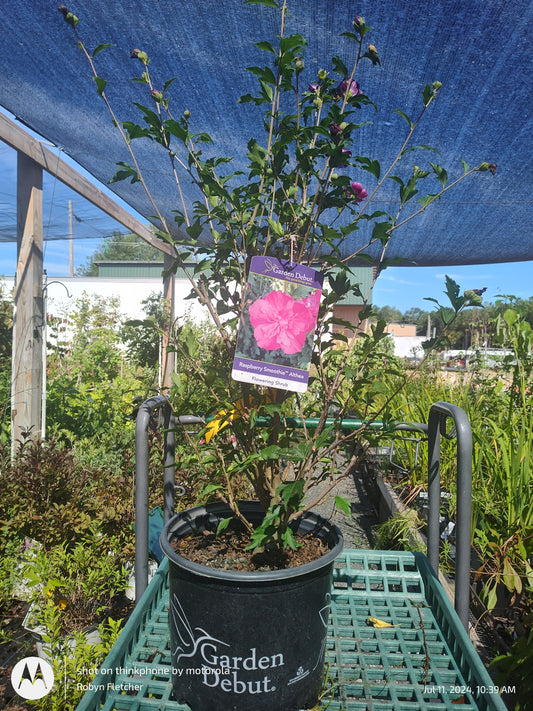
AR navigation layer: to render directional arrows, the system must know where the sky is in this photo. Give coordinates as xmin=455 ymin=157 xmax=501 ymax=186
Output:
xmin=1 ymin=137 xmax=532 ymax=314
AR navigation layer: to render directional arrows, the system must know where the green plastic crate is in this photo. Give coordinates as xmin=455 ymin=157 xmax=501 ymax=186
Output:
xmin=75 ymin=550 xmax=507 ymax=711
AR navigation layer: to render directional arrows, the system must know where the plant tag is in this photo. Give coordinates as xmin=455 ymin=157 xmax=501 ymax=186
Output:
xmin=232 ymin=256 xmax=323 ymax=393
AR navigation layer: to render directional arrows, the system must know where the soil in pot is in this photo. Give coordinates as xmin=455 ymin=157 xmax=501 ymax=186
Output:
xmin=170 ymin=521 xmax=329 ymax=572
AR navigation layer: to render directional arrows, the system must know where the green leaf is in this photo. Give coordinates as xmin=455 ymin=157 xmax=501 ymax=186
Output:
xmin=216 ymin=517 xmax=232 ymax=537
xmin=131 ymin=74 xmax=149 ymax=85
xmin=430 ymin=162 xmax=448 ymax=187
xmin=259 ymin=80 xmax=273 ymax=102
xmin=461 ymin=159 xmax=470 ymax=173
xmin=371 ymin=221 xmax=392 ymax=245
xmin=279 ymin=480 xmax=305 ymax=508
xmin=393 ymin=109 xmax=414 ymax=129
xmin=92 ymin=76 xmax=107 ymax=95
xmin=485 ymin=584 xmax=498 ymax=611
xmin=109 ymin=162 xmax=140 ymax=184
xmin=399 ymin=176 xmax=418 ymax=205
xmin=259 ymin=445 xmax=283 ymax=460
xmin=196 ymin=483 xmax=223 ymax=501
xmin=440 ymin=307 xmax=455 ymax=325
xmin=400 ymin=144 xmax=438 ymax=156
xmin=418 ymin=194 xmax=439 ymax=208
xmin=192 ymin=131 xmax=213 ymax=145
xmin=186 ymin=221 xmax=204 ymax=241
xmin=331 ymin=55 xmax=348 ymax=77
xmin=121 ymin=121 xmax=150 ymax=141
xmin=503 ymin=557 xmax=522 ymax=594
xmin=267 ymin=219 xmax=285 ymax=237
xmin=356 ymin=156 xmax=381 ymax=180
xmin=163 ymin=77 xmax=177 ymax=91
xmin=281 ymin=528 xmax=300 ymax=551
xmin=279 ymin=34 xmax=306 ymax=53
xmin=165 ymin=120 xmax=188 ymax=142
xmin=246 ymin=65 xmax=277 ymax=85
xmin=422 ymin=83 xmax=433 ymax=106
xmin=92 ymin=44 xmax=113 ymax=58
xmin=246 ymin=0 xmax=279 ymax=7
xmin=254 ymin=41 xmax=276 ymax=54
xmin=335 ymin=496 xmax=352 ymax=517
xmin=444 ymin=275 xmax=465 ymax=312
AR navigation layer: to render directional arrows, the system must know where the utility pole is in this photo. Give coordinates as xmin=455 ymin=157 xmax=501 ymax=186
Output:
xmin=11 ymin=153 xmax=43 ymax=454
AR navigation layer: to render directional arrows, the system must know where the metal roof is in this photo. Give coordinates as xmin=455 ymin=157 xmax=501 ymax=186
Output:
xmin=1 ymin=0 xmax=532 ymax=267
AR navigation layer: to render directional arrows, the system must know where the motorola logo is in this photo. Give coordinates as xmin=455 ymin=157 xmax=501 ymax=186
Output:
xmin=11 ymin=656 xmax=54 ymax=700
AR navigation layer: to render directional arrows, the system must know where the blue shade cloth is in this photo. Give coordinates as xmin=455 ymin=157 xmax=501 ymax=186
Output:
xmin=0 ymin=0 xmax=531 ymax=267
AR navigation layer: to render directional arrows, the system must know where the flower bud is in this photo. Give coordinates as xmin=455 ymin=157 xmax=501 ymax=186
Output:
xmin=58 ymin=5 xmax=79 ymax=27
xmin=432 ymin=81 xmax=442 ymax=92
xmin=294 ymin=57 xmax=305 ymax=73
xmin=183 ymin=109 xmax=191 ymax=120
xmin=478 ymin=162 xmax=497 ymax=173
xmin=318 ymin=68 xmax=327 ymax=80
xmin=151 ymin=89 xmax=163 ymax=103
xmin=464 ymin=289 xmax=485 ymax=306
xmin=329 ymin=122 xmax=342 ymax=139
xmin=130 ymin=48 xmax=149 ymax=64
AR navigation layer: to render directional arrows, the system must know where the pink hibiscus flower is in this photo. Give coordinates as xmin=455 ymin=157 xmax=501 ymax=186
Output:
xmin=345 ymin=181 xmax=368 ymax=203
xmin=248 ymin=290 xmax=312 ymax=355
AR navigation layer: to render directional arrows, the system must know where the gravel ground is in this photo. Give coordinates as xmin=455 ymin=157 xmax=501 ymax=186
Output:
xmin=306 ymin=463 xmax=379 ymax=549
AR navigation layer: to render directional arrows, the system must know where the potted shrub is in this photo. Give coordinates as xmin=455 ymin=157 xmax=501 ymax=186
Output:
xmin=60 ymin=2 xmax=493 ymax=708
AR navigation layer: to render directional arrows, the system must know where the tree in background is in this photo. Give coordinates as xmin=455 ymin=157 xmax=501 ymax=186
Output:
xmin=0 ymin=284 xmax=12 ymax=441
xmin=121 ymin=292 xmax=170 ymax=369
xmin=77 ymin=232 xmax=164 ymax=275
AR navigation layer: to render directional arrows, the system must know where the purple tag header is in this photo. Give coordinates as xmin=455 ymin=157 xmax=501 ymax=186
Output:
xmin=250 ymin=257 xmax=324 ymax=291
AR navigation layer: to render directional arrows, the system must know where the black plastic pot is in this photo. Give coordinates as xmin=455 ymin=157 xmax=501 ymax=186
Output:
xmin=160 ymin=501 xmax=343 ymax=711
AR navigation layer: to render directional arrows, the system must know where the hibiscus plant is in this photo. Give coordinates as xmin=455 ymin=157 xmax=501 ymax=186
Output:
xmin=60 ymin=0 xmax=493 ymax=555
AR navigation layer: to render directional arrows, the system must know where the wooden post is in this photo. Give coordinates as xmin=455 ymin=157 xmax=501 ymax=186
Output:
xmin=11 ymin=152 xmax=43 ymax=453
xmin=160 ymin=252 xmax=175 ymax=390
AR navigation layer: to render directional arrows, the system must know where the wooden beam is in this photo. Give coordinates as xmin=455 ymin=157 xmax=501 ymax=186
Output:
xmin=0 ymin=111 xmax=174 ymax=256
xmin=11 ymin=153 xmax=43 ymax=451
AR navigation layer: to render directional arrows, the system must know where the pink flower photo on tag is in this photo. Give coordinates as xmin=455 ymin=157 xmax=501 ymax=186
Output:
xmin=249 ymin=290 xmax=321 ymax=355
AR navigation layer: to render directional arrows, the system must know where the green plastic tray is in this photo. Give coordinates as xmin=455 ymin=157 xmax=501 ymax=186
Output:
xmin=75 ymin=550 xmax=507 ymax=711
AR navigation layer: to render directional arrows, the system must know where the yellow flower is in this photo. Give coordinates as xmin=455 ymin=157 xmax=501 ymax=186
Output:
xmin=204 ymin=390 xmax=276 ymax=443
